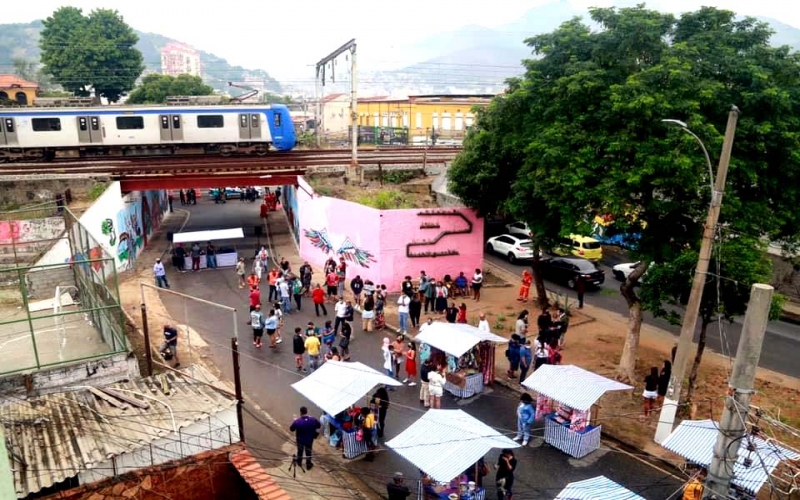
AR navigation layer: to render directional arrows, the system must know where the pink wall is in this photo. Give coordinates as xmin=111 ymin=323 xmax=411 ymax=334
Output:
xmin=297 ymin=177 xmax=484 ymax=291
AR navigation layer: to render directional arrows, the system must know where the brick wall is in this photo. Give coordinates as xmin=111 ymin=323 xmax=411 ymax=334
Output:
xmin=40 ymin=444 xmax=258 ymax=500
xmin=25 ymin=264 xmax=75 ymax=300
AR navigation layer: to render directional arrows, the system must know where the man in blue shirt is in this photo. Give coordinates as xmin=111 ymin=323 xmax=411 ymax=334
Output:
xmin=289 ymin=406 xmax=321 ymax=470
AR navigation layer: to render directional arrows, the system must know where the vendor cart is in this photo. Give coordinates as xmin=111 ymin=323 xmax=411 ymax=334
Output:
xmin=522 ymin=364 xmax=632 ymax=459
xmin=415 ymin=322 xmax=508 ymax=399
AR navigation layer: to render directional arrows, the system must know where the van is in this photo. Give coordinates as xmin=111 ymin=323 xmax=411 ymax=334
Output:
xmin=553 ymin=234 xmax=603 ymax=261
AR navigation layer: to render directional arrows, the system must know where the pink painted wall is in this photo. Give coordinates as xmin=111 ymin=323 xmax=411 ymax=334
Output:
xmin=296 ymin=177 xmax=484 ymax=291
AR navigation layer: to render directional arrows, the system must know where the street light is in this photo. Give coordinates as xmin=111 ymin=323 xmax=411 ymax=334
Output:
xmin=662 ymin=119 xmax=715 ymax=192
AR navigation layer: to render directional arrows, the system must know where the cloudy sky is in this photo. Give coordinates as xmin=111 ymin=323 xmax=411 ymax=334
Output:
xmin=4 ymin=0 xmax=798 ymax=82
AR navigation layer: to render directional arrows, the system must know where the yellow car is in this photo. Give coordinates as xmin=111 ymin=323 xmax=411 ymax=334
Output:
xmin=553 ymin=234 xmax=603 ymax=261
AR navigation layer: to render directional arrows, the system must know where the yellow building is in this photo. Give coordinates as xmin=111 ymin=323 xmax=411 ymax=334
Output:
xmin=0 ymin=75 xmax=39 ymax=106
xmin=357 ymin=94 xmax=494 ymax=144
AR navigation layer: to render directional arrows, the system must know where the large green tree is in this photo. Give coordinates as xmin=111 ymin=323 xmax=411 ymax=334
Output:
xmin=449 ymin=5 xmax=800 ymax=381
xmin=39 ymin=7 xmax=144 ymax=102
xmin=127 ymin=74 xmax=215 ymax=104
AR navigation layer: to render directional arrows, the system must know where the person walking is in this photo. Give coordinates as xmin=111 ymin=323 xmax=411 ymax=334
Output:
xmin=289 ymin=406 xmax=321 ymax=470
xmin=339 ymin=320 xmax=352 ymax=361
xmin=292 ymin=327 xmax=306 ymax=372
xmin=153 ymin=258 xmax=170 ymax=288
xmin=397 ymin=293 xmax=411 ymax=334
xmin=575 ymin=275 xmax=586 ymax=308
xmin=495 ymin=449 xmax=517 ymax=500
xmin=311 ymin=284 xmax=327 ymax=316
xmin=419 ymin=358 xmax=432 ymax=407
xmin=235 ymin=258 xmax=247 ymax=288
xmin=518 ymin=269 xmax=532 ymax=302
xmin=159 ymin=324 xmax=180 ymax=367
xmin=249 ymin=305 xmax=265 ymax=348
xmin=264 ymin=309 xmax=279 ymax=349
xmin=190 ymin=243 xmax=201 ymax=272
xmin=387 ymin=472 xmax=411 ymax=500
xmin=409 ymin=294 xmax=422 ymax=329
xmin=305 ymin=330 xmax=321 ymax=371
xmin=333 ymin=296 xmax=348 ymax=334
xmin=642 ymin=366 xmax=659 ymax=418
xmin=249 ymin=286 xmax=261 ymax=312
xmin=292 ymin=277 xmax=303 ymax=311
xmin=513 ymin=393 xmax=535 ymax=446
xmin=518 ymin=339 xmax=532 ymax=383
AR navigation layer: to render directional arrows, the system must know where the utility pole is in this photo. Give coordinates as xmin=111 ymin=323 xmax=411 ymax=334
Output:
xmin=703 ymin=284 xmax=774 ymax=499
xmin=140 ymin=303 xmax=153 ymax=376
xmin=655 ymin=105 xmax=740 ymax=444
xmin=315 ymin=39 xmax=357 ymax=181
xmin=314 ymin=76 xmax=321 ymax=148
xmin=231 ymin=337 xmax=245 ymax=443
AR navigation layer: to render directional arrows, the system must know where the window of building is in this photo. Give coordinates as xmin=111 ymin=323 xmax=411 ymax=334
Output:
xmin=402 ymin=113 xmax=409 ymax=128
xmin=116 ymin=116 xmax=144 ymax=130
xmin=197 ymin=115 xmax=224 ymax=128
xmin=455 ymin=112 xmax=464 ymax=131
xmin=273 ymin=112 xmax=282 ymax=128
xmin=416 ymin=112 xmax=422 ymax=128
xmin=15 ymin=92 xmax=27 ymax=105
xmin=466 ymin=113 xmax=475 ymax=128
xmin=442 ymin=113 xmax=452 ymax=131
xmin=32 ymin=118 xmax=61 ymax=132
xmin=0 ymin=91 xmax=8 ymax=100
xmin=432 ymin=113 xmax=439 ymax=130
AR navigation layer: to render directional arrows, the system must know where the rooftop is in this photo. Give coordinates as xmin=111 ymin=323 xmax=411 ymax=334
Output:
xmin=0 ymin=75 xmax=38 ymax=89
xmin=2 ymin=372 xmax=237 ymax=497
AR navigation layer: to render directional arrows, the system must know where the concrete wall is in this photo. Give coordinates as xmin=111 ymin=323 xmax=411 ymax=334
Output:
xmin=0 ymin=176 xmax=109 ymax=207
xmin=26 ymin=264 xmax=75 ymax=300
xmin=293 ymin=177 xmax=484 ymax=291
xmin=0 ymin=217 xmax=66 ymax=266
xmin=283 ymin=180 xmax=301 ymax=243
xmin=0 ymin=352 xmax=139 ymax=397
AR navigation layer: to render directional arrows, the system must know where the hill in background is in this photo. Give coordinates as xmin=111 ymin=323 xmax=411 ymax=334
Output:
xmin=0 ymin=20 xmax=281 ymax=95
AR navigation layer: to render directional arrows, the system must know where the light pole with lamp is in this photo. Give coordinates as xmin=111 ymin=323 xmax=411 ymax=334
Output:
xmin=654 ymin=106 xmax=740 ymax=445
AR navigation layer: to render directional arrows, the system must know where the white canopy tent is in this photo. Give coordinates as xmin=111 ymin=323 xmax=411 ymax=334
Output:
xmin=554 ymin=476 xmax=645 ymax=500
xmin=385 ymin=409 xmax=519 ymax=483
xmin=172 ymin=228 xmax=244 ymax=244
xmin=291 ymin=361 xmax=402 ymax=417
xmin=414 ymin=322 xmax=508 ymax=358
xmin=522 ymin=365 xmax=632 ymax=412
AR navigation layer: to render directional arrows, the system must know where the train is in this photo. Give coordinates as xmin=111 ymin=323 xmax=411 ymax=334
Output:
xmin=0 ymin=104 xmax=296 ymax=161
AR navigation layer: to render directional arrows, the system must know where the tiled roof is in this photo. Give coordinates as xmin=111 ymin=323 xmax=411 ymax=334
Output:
xmin=2 ymin=373 xmax=237 ymax=498
xmin=230 ymin=448 xmax=292 ymax=500
xmin=321 ymin=93 xmax=347 ymax=102
xmin=0 ymin=75 xmax=38 ymax=88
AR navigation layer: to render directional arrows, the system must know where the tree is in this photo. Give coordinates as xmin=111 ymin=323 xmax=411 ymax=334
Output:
xmin=39 ymin=7 xmax=144 ymax=102
xmin=126 ymin=74 xmax=215 ymax=104
xmin=448 ymin=5 xmax=800 ymax=382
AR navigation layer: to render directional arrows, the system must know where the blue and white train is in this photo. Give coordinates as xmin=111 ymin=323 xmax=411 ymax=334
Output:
xmin=0 ymin=104 xmax=296 ymax=161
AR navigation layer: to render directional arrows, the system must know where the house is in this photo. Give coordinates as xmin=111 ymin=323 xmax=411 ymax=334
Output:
xmin=320 ymin=93 xmax=351 ymax=137
xmin=0 ymin=75 xmax=39 ymax=106
xmin=1 ymin=372 xmax=240 ymax=498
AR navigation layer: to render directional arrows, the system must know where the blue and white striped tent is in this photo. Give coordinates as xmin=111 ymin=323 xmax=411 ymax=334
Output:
xmin=522 ymin=365 xmax=633 ymax=411
xmin=661 ymin=419 xmax=800 ymax=496
xmin=554 ymin=476 xmax=645 ymax=499
xmin=386 ymin=409 xmax=520 ymax=483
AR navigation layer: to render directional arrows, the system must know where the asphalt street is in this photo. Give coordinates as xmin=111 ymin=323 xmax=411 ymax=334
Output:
xmin=159 ymin=198 xmax=683 ymax=499
xmin=485 ymin=247 xmax=800 ymax=379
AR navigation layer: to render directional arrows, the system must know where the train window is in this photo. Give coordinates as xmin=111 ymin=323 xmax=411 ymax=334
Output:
xmin=79 ymin=117 xmax=87 ymax=131
xmin=273 ymin=112 xmax=282 ymax=128
xmin=172 ymin=115 xmax=181 ymax=129
xmin=90 ymin=117 xmax=99 ymax=131
xmin=240 ymin=115 xmax=248 ymax=128
xmin=116 ymin=116 xmax=144 ymax=130
xmin=161 ymin=116 xmax=169 ymax=129
xmin=251 ymin=114 xmax=259 ymax=128
xmin=32 ymin=118 xmax=62 ymax=132
xmin=197 ymin=115 xmax=224 ymax=128
xmin=4 ymin=119 xmax=13 ymax=133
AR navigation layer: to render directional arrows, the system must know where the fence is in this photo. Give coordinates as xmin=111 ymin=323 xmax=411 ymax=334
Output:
xmin=0 ymin=206 xmax=127 ymax=375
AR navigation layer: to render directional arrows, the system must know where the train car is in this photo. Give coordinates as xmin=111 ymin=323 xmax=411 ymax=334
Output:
xmin=0 ymin=104 xmax=296 ymax=161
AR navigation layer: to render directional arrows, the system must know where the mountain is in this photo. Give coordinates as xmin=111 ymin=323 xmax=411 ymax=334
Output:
xmin=357 ymin=3 xmax=800 ymax=96
xmin=0 ymin=20 xmax=280 ymax=94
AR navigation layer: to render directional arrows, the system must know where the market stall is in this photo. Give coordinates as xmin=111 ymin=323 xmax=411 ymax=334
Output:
xmin=291 ymin=360 xmax=402 ymax=459
xmin=172 ymin=228 xmax=244 ymax=269
xmin=522 ymin=364 xmax=632 ymax=459
xmin=661 ymin=419 xmax=799 ymax=500
xmin=386 ymin=409 xmax=520 ymax=500
xmin=554 ymin=475 xmax=645 ymax=499
xmin=414 ymin=322 xmax=508 ymax=399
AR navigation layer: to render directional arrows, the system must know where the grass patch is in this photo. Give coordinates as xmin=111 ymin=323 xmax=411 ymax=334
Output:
xmin=88 ymin=182 xmax=108 ymax=201
xmin=356 ymin=190 xmax=415 ymax=209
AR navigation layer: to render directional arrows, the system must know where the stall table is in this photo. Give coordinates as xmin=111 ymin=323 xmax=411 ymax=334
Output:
xmin=419 ymin=480 xmax=486 ymax=500
xmin=172 ymin=228 xmax=245 ymax=269
xmin=444 ymin=372 xmax=484 ymax=399
xmin=522 ymin=364 xmax=632 ymax=459
xmin=321 ymin=414 xmax=370 ymax=459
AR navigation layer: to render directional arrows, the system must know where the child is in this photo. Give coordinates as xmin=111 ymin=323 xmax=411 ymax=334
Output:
xmin=321 ymin=320 xmax=335 ymax=355
xmin=272 ymin=302 xmax=284 ymax=344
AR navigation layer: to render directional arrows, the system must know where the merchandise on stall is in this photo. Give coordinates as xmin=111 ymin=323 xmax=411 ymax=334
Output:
xmin=172 ymin=228 xmax=244 ymax=268
xmin=522 ymin=364 xmax=632 ymax=458
xmin=414 ymin=322 xmax=508 ymax=399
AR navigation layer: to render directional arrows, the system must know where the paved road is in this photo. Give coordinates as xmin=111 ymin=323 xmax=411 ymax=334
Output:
xmin=159 ymin=199 xmax=682 ymax=499
xmin=485 ymin=249 xmax=800 ymax=378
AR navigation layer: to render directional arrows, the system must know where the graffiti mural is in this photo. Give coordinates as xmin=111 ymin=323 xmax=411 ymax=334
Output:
xmin=303 ymin=228 xmax=377 ymax=268
xmin=101 ymin=219 xmax=116 ymax=246
xmin=116 ymin=202 xmax=144 ymax=271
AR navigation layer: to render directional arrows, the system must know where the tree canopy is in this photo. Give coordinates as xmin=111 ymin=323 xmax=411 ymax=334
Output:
xmin=448 ymin=5 xmax=800 ymax=380
xmin=39 ymin=7 xmax=144 ymax=102
xmin=126 ymin=74 xmax=215 ymax=104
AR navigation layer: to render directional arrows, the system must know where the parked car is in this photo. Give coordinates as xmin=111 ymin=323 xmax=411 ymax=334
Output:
xmin=539 ymin=257 xmax=605 ymax=288
xmin=485 ymin=234 xmax=535 ymax=264
xmin=612 ymin=261 xmax=650 ymax=282
xmin=505 ymin=221 xmax=532 ymax=238
xmin=552 ymin=234 xmax=603 ymax=261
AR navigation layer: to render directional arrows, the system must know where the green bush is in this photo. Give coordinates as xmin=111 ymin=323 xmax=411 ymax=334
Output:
xmin=383 ymin=170 xmax=415 ymax=184
xmin=88 ymin=183 xmax=107 ymax=201
xmin=356 ymin=190 xmax=414 ymax=209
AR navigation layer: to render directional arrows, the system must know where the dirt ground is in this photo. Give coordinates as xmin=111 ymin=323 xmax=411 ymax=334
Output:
xmin=306 ymin=173 xmax=439 ymax=209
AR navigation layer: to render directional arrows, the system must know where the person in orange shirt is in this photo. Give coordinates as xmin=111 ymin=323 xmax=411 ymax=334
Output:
xmin=268 ymin=268 xmax=280 ymax=302
xmin=518 ymin=269 xmax=532 ymax=302
xmin=247 ymin=271 xmax=260 ymax=291
xmin=682 ymin=469 xmax=705 ymax=500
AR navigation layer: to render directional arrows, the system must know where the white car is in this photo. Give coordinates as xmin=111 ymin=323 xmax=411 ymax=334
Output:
xmin=505 ymin=221 xmax=532 ymax=237
xmin=486 ymin=234 xmax=535 ymax=263
xmin=612 ymin=261 xmax=650 ymax=282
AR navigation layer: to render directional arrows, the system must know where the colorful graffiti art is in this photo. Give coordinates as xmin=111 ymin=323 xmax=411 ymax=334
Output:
xmin=116 ymin=204 xmax=143 ymax=270
xmin=101 ymin=218 xmax=116 ymax=246
xmin=303 ymin=228 xmax=377 ymax=268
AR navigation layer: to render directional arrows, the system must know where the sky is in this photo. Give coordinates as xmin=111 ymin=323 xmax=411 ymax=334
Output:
xmin=4 ymin=0 xmax=799 ymax=83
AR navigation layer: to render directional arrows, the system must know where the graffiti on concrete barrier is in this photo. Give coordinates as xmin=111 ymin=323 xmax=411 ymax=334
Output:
xmin=303 ymin=228 xmax=377 ymax=268
xmin=101 ymin=219 xmax=116 ymax=246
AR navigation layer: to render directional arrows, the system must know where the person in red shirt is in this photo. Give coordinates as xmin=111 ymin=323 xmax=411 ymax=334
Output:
xmin=311 ymin=284 xmax=328 ymax=317
xmin=249 ymin=287 xmax=261 ymax=312
xmin=325 ymin=271 xmax=339 ymax=300
xmin=260 ymin=200 xmax=269 ymax=218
